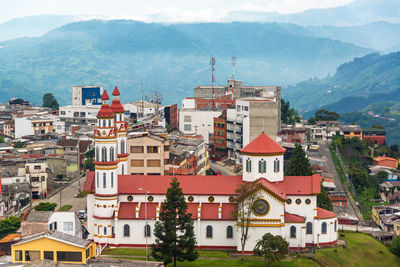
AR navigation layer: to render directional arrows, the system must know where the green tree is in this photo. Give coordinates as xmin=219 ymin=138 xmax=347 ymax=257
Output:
xmin=42 ymin=93 xmax=59 ymax=109
xmin=285 ymin=143 xmax=313 ymax=176
xmin=151 ymin=177 xmax=198 ymax=266
xmin=253 ymin=233 xmax=289 ymax=267
xmin=85 ymin=149 xmax=95 ymax=159
xmin=372 ymin=124 xmax=385 ymax=130
xmin=0 ymin=136 xmax=5 ymax=143
xmin=34 ymin=202 xmax=57 ymax=211
xmin=13 ymin=141 xmax=25 ymax=148
xmin=314 ymin=109 xmax=339 ymax=121
xmin=0 ymin=216 xmax=21 ymax=239
xmin=281 ymin=99 xmax=301 ymax=124
xmin=390 ymin=235 xmax=400 ymax=256
xmin=83 ymin=157 xmax=95 ymax=171
xmin=317 ymin=182 xmax=333 ymax=211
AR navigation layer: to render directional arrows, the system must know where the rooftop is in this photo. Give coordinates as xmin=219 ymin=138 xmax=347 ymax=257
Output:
xmin=241 ymin=132 xmax=286 ymax=155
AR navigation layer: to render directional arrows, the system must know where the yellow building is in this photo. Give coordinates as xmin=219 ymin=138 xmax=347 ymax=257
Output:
xmin=11 ymin=231 xmax=96 ymax=264
xmin=394 ymin=220 xmax=400 ymax=236
xmin=340 ymin=125 xmax=362 ymax=140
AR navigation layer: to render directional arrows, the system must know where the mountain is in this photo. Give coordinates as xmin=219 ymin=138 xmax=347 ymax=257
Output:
xmin=0 ymin=20 xmax=371 ymax=105
xmin=284 ymin=52 xmax=400 ymax=115
xmin=225 ymin=0 xmax=400 ymax=26
xmin=0 ymin=15 xmax=83 ymax=42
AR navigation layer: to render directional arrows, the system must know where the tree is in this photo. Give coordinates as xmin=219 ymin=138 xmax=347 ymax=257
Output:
xmin=151 ymin=177 xmax=198 ymax=266
xmin=285 ymin=143 xmax=313 ymax=176
xmin=42 ymin=93 xmax=59 ymax=109
xmin=314 ymin=109 xmax=339 ymax=121
xmin=13 ymin=141 xmax=25 ymax=148
xmin=281 ymin=99 xmax=301 ymax=124
xmin=372 ymin=124 xmax=384 ymax=130
xmin=253 ymin=233 xmax=289 ymax=267
xmin=317 ymin=182 xmax=333 ymax=211
xmin=390 ymin=235 xmax=400 ymax=256
xmin=234 ymin=181 xmax=260 ymax=260
xmin=0 ymin=216 xmax=21 ymax=239
xmin=83 ymin=158 xmax=95 ymax=171
xmin=85 ymin=149 xmax=95 ymax=159
xmin=34 ymin=202 xmax=57 ymax=211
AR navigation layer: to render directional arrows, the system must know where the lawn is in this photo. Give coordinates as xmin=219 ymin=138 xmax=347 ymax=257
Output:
xmin=166 ymin=258 xmax=317 ymax=267
xmin=329 ymin=146 xmax=346 ymax=184
xmin=58 ymin=204 xmax=72 ymax=211
xmin=306 ymin=231 xmax=400 ymax=267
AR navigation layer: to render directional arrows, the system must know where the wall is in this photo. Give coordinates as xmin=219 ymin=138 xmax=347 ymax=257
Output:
xmin=179 ymin=110 xmax=222 ymax=144
xmin=14 ymin=117 xmax=34 ymax=138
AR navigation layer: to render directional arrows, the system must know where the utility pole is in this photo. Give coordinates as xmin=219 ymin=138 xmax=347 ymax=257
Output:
xmin=76 ymin=134 xmax=81 ymax=192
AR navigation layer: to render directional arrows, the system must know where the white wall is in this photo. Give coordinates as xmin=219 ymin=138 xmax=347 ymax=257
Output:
xmin=14 ymin=117 xmax=34 ymax=138
xmin=48 ymin=212 xmax=83 ymax=238
xmin=242 ymin=155 xmax=284 ymax=182
xmin=182 ymin=98 xmax=195 ymax=109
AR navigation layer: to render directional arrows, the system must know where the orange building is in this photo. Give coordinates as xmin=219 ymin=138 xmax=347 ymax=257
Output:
xmin=373 ymin=155 xmax=398 ymax=169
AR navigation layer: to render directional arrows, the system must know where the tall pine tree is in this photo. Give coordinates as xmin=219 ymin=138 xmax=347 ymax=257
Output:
xmin=285 ymin=143 xmax=313 ymax=176
xmin=151 ymin=177 xmax=198 ymax=266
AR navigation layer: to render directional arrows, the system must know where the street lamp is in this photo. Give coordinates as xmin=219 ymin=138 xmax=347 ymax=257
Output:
xmin=138 ymin=187 xmax=150 ymax=261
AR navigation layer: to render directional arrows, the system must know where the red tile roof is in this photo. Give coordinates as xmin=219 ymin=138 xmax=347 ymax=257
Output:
xmin=118 ymin=202 xmax=137 ymax=219
xmin=138 ymin=202 xmax=158 ymax=219
xmin=187 ymin=203 xmax=198 ymax=219
xmin=283 ymin=175 xmax=321 ymax=195
xmin=221 ymin=203 xmax=237 ymax=220
xmin=316 ymin=207 xmax=336 ymax=219
xmin=97 ymin=103 xmax=114 ymax=118
xmin=112 ymin=86 xmax=120 ymax=96
xmin=101 ymin=90 xmax=110 ymax=100
xmin=373 ymin=156 xmax=396 ymax=162
xmin=201 ymin=203 xmax=219 ymax=220
xmin=284 ymin=212 xmax=305 ymax=223
xmin=110 ymin=99 xmax=125 ymax=113
xmin=83 ymin=171 xmax=95 ymax=193
xmin=241 ymin=132 xmax=285 ymax=155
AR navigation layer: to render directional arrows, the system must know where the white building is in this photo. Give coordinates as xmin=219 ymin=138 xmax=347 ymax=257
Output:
xmin=25 ymin=161 xmax=48 ymax=199
xmin=84 ymin=90 xmax=338 ymax=251
xmin=47 ymin=212 xmax=83 ymax=238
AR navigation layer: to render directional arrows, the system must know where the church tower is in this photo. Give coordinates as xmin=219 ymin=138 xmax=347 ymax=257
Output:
xmin=92 ymin=90 xmax=118 ymax=243
xmin=110 ymin=86 xmax=128 ymax=175
xmin=241 ymin=132 xmax=285 ymax=182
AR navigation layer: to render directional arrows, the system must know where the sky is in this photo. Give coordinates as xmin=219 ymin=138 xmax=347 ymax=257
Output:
xmin=0 ymin=0 xmax=355 ymax=24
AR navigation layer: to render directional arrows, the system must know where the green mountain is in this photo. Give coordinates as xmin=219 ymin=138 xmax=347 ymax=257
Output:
xmin=0 ymin=20 xmax=371 ymax=105
xmin=284 ymin=52 xmax=400 ymax=114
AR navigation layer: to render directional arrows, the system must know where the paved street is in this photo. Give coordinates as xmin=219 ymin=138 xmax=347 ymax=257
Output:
xmin=210 ymin=161 xmax=238 ymax=176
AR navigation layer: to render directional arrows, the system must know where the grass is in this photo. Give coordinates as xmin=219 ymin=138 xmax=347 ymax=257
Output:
xmin=305 ymin=231 xmax=400 ymax=267
xmin=102 ymin=248 xmax=150 ymax=256
xmin=166 ymin=258 xmax=317 ymax=267
xmin=58 ymin=204 xmax=72 ymax=211
xmin=75 ymin=191 xmax=87 ymax=198
xmin=329 ymin=146 xmax=346 ymax=184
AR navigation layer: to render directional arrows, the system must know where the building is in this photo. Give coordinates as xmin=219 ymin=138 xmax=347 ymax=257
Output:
xmin=14 ymin=116 xmax=57 ymax=138
xmin=213 ymin=110 xmax=227 ymax=155
xmin=373 ymin=155 xmax=398 ymax=169
xmin=372 ymin=204 xmax=400 ymax=233
xmin=83 ymin=90 xmax=338 ymax=251
xmin=11 ymin=231 xmax=96 ymax=264
xmin=25 ymin=161 xmax=49 ymax=199
xmin=363 ymin=128 xmax=386 ymax=145
xmin=339 ymin=125 xmax=362 ymax=140
xmin=72 ymin=85 xmax=103 ymax=106
xmin=59 ymin=105 xmax=100 ymax=131
xmin=127 ymin=132 xmax=170 ymax=175
xmin=21 ymin=211 xmax=53 ymax=237
xmin=164 ymin=104 xmax=178 ymax=130
xmin=48 ymin=212 xmax=83 ymax=238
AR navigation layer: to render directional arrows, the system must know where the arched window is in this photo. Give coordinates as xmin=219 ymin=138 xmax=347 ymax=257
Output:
xmin=96 ymin=173 xmax=99 ymax=187
xmin=96 ymin=147 xmax=99 ymax=162
xmin=246 ymin=158 xmax=251 ymax=172
xmin=274 ymin=158 xmax=280 ymax=173
xmin=290 ymin=226 xmax=296 ymax=238
xmin=258 ymin=159 xmax=266 ymax=174
xmin=123 ymin=224 xmax=130 ymax=237
xmin=103 ymin=173 xmax=106 ymax=188
xmin=111 ymin=172 xmax=114 ymax=188
xmin=121 ymin=140 xmax=125 ymax=154
xmin=101 ymin=147 xmax=107 ymax=162
xmin=122 ymin=165 xmax=124 ymax=175
xmin=321 ymin=222 xmax=327 ymax=234
xmin=227 ymin=226 xmax=233 ymax=238
xmin=110 ymin=146 xmax=114 ymax=161
xmin=206 ymin=225 xmax=213 ymax=238
xmin=306 ymin=222 xmax=312 ymax=235
xmin=334 ymin=220 xmax=337 ymax=232
xmin=144 ymin=224 xmax=151 ymax=237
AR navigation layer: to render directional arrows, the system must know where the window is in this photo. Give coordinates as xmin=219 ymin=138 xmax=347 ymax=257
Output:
xmin=15 ymin=250 xmax=22 ymax=261
xmin=184 ymin=124 xmax=192 ymax=131
xmin=131 ymin=146 xmax=144 ymax=153
xmin=25 ymin=251 xmax=40 ymax=261
xmin=131 ymin=160 xmax=144 ymax=167
xmin=124 ymin=224 xmax=130 ymax=237
xmin=127 ymin=195 xmax=133 ymax=201
xmin=227 ymin=226 xmax=233 ymax=238
xmin=274 ymin=159 xmax=280 ymax=173
xmin=258 ymin=159 xmax=266 ymax=174
xmin=237 ymin=105 xmax=240 ymax=111
xmin=295 ymin=199 xmax=301 ymax=205
xmin=57 ymin=251 xmax=82 ymax=262
xmin=60 ymin=111 xmax=65 ymax=115
xmin=147 ymin=196 xmax=154 ymax=202
xmin=246 ymin=158 xmax=251 ymax=172
xmin=122 ymin=165 xmax=124 ymax=175
xmin=147 ymin=146 xmax=160 ymax=153
xmin=121 ymin=140 xmax=125 ymax=154
xmin=96 ymin=147 xmax=99 ymax=161
xmin=206 ymin=225 xmax=213 ymax=238
xmin=110 ymin=146 xmax=114 ymax=161
xmin=64 ymin=222 xmax=73 ymax=231
xmin=44 ymin=251 xmax=53 ymax=260
xmin=101 ymin=147 xmax=107 ymax=162
xmin=321 ymin=222 xmax=327 ymax=234
xmin=305 ymin=199 xmax=311 ymax=205
xmin=147 ymin=159 xmax=161 ymax=167
xmin=111 ymin=172 xmax=114 ymax=188
xmin=184 ymin=115 xmax=192 ymax=122
xmin=104 ymin=227 xmax=107 ymax=236
xmin=244 ymin=106 xmax=248 ymax=111
xmin=54 ymin=222 xmax=57 ymax=230
xmin=96 ymin=173 xmax=99 ymax=187
xmin=145 ymin=224 xmax=151 ymax=237
xmin=112 ymin=226 xmax=115 ymax=236
xmin=103 ymin=173 xmax=106 ymax=188
xmin=290 ymin=226 xmax=296 ymax=238
xmin=334 ymin=220 xmax=337 ymax=232
xmin=187 ymin=196 xmax=194 ymax=202
xmin=306 ymin=222 xmax=312 ymax=235
xmin=286 ymin=199 xmax=292 ymax=204
xmin=208 ymin=196 xmax=215 ymax=203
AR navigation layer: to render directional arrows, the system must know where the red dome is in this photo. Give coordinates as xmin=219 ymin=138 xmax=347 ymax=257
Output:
xmin=97 ymin=104 xmax=114 ymax=118
xmin=101 ymin=90 xmax=110 ymax=100
xmin=110 ymin=99 xmax=125 ymax=113
xmin=241 ymin=132 xmax=285 ymax=155
xmin=112 ymin=86 xmax=120 ymax=96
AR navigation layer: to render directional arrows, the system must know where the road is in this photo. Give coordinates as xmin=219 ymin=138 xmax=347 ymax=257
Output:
xmin=210 ymin=162 xmax=238 ymax=176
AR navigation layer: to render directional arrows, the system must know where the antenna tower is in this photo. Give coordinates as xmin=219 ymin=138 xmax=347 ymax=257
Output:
xmin=210 ymin=56 xmax=216 ymax=110
xmin=231 ymin=56 xmax=236 ymax=81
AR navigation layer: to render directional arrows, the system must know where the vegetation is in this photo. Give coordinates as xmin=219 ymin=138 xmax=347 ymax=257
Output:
xmin=285 ymin=143 xmax=313 ymax=176
xmin=58 ymin=204 xmax=72 ymax=211
xmin=152 ymin=177 xmax=198 ymax=266
xmin=390 ymin=235 xmax=400 ymax=257
xmin=75 ymin=191 xmax=87 ymax=198
xmin=83 ymin=157 xmax=95 ymax=171
xmin=317 ymin=182 xmax=333 ymax=211
xmin=253 ymin=233 xmax=288 ymax=266
xmin=281 ymin=99 xmax=301 ymax=124
xmin=42 ymin=93 xmax=59 ymax=109
xmin=12 ymin=140 xmax=25 ymax=148
xmin=308 ymin=109 xmax=339 ymax=124
xmin=34 ymin=202 xmax=57 ymax=211
xmin=0 ymin=216 xmax=21 ymax=239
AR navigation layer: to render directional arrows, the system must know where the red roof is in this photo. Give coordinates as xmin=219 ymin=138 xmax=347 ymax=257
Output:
xmin=221 ymin=203 xmax=236 ymax=220
xmin=83 ymin=171 xmax=95 ymax=193
xmin=118 ymin=202 xmax=158 ymax=220
xmin=187 ymin=203 xmax=198 ymax=219
xmin=101 ymin=90 xmax=110 ymax=100
xmin=201 ymin=203 xmax=219 ymax=220
xmin=282 ymin=175 xmax=321 ymax=195
xmin=373 ymin=156 xmax=396 ymax=162
xmin=110 ymin=99 xmax=125 ymax=113
xmin=316 ymin=207 xmax=336 ymax=219
xmin=241 ymin=132 xmax=286 ymax=154
xmin=284 ymin=212 xmax=305 ymax=223
xmin=112 ymin=86 xmax=120 ymax=96
xmin=97 ymin=103 xmax=114 ymax=118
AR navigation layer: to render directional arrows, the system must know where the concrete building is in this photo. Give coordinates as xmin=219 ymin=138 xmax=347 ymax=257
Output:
xmin=14 ymin=116 xmax=57 ymax=138
xmin=72 ymin=85 xmax=103 ymax=106
xmin=59 ymin=105 xmax=100 ymax=131
xmin=48 ymin=212 xmax=83 ymax=238
xmin=340 ymin=125 xmax=362 ymax=140
xmin=127 ymin=132 xmax=170 ymax=175
xmin=164 ymin=104 xmax=178 ymax=130
xmin=25 ymin=161 xmax=49 ymax=199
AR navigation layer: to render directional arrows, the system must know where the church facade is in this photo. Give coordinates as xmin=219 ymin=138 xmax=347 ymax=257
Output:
xmin=83 ymin=89 xmax=338 ymax=252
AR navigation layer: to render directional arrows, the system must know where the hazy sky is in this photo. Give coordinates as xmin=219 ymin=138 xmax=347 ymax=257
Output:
xmin=0 ymin=0 xmax=355 ymax=24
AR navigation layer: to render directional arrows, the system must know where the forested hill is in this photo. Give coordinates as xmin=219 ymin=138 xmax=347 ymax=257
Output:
xmin=0 ymin=20 xmax=371 ymax=105
xmin=284 ymin=52 xmax=400 ymax=115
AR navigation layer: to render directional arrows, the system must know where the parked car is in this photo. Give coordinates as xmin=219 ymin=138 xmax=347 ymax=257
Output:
xmin=78 ymin=209 xmax=87 ymax=219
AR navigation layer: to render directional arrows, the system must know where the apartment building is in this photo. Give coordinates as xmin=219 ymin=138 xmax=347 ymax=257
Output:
xmin=72 ymin=85 xmax=103 ymax=106
xmin=25 ymin=161 xmax=49 ymax=199
xmin=127 ymin=132 xmax=170 ymax=175
xmin=14 ymin=116 xmax=60 ymax=138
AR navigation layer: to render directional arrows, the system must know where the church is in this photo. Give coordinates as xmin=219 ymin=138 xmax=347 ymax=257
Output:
xmin=83 ymin=88 xmax=338 ymax=252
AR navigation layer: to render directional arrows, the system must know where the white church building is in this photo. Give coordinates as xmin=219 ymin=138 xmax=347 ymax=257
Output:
xmin=84 ymin=88 xmax=338 ymax=252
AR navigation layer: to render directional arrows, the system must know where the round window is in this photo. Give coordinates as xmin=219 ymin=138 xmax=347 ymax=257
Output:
xmin=286 ymin=199 xmax=292 ymax=204
xmin=252 ymin=199 xmax=270 ymax=216
xmin=103 ymin=205 xmax=106 ymax=208
xmin=305 ymin=199 xmax=311 ymax=205
xmin=229 ymin=196 xmax=235 ymax=203
xmin=208 ymin=196 xmax=215 ymax=203
xmin=148 ymin=196 xmax=154 ymax=202
xmin=127 ymin=195 xmax=133 ymax=201
xmin=111 ymin=204 xmax=114 ymax=208
xmin=295 ymin=199 xmax=301 ymax=205
xmin=188 ymin=196 xmax=194 ymax=202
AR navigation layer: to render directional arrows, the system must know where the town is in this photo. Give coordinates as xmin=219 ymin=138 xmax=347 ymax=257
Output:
xmin=0 ymin=70 xmax=399 ymax=266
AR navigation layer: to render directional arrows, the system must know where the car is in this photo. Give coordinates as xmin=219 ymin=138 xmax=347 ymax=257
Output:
xmin=78 ymin=209 xmax=87 ymax=219
xmin=215 ymin=171 xmax=222 ymax=176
